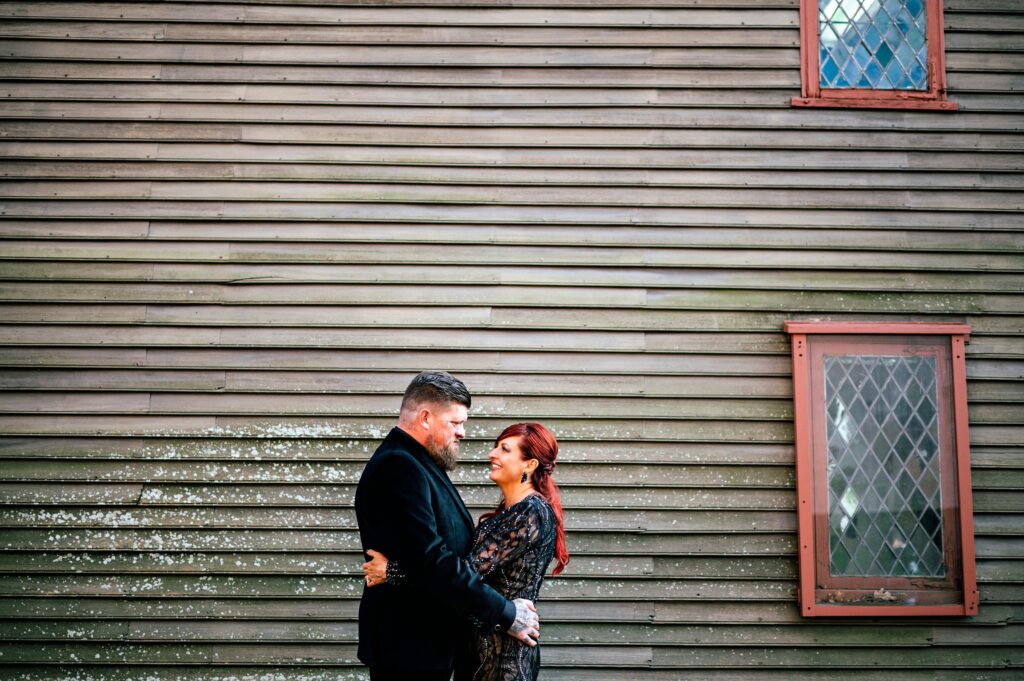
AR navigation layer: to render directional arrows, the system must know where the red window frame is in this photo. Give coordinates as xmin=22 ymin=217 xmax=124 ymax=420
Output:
xmin=792 ymin=0 xmax=958 ymax=111
xmin=785 ymin=321 xmax=978 ymax=617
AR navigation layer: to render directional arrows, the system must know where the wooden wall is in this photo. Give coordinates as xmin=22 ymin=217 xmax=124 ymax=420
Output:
xmin=0 ymin=0 xmax=1022 ymax=678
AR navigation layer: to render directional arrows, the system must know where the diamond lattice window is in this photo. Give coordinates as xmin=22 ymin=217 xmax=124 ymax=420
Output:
xmin=825 ymin=355 xmax=944 ymax=578
xmin=785 ymin=323 xmax=978 ymax=617
xmin=794 ymin=0 xmax=956 ymax=110
xmin=819 ymin=0 xmax=928 ymax=90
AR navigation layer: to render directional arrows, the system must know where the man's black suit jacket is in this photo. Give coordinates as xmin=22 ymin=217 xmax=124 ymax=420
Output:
xmin=355 ymin=427 xmax=516 ymax=672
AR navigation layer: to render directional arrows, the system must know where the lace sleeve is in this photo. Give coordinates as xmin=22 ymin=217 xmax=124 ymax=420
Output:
xmin=472 ymin=500 xmax=548 ymax=577
xmin=386 ymin=555 xmax=477 ymax=588
xmin=385 ymin=558 xmax=407 ymax=586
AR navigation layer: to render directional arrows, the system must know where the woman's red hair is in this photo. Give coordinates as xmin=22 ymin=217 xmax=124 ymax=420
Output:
xmin=485 ymin=422 xmax=570 ymax=576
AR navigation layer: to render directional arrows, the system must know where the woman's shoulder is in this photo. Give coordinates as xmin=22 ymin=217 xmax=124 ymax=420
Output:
xmin=490 ymin=494 xmax=552 ymax=526
xmin=484 ymin=494 xmax=554 ymax=530
xmin=520 ymin=494 xmax=555 ymax=527
xmin=523 ymin=492 xmax=551 ymax=510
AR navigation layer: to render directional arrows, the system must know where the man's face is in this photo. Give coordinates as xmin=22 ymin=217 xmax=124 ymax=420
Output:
xmin=425 ymin=403 xmax=468 ymax=471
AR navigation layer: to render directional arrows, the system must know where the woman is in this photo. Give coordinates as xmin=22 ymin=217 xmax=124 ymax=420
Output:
xmin=362 ymin=422 xmax=570 ymax=681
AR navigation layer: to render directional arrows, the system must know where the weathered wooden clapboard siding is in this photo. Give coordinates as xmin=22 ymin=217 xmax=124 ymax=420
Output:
xmin=0 ymin=0 xmax=1021 ymax=678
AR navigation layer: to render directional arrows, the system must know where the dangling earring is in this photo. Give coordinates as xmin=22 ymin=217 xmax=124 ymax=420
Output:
xmin=520 ymin=471 xmax=528 ymax=484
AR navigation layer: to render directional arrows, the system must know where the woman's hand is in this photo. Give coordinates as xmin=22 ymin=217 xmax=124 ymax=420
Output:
xmin=362 ymin=549 xmax=389 ymax=588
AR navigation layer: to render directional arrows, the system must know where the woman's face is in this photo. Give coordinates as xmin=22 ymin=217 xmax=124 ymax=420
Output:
xmin=488 ymin=436 xmax=532 ymax=486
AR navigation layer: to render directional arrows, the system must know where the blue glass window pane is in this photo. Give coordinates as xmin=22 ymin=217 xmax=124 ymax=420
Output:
xmin=908 ymin=61 xmax=927 ymax=87
xmin=821 ymin=55 xmax=841 ymax=87
xmin=875 ymin=7 xmax=894 ymax=33
xmin=841 ymin=58 xmax=863 ymax=87
xmin=864 ymin=25 xmax=883 ymax=51
xmin=818 ymin=0 xmax=929 ymax=90
xmin=895 ymin=41 xmax=917 ymax=70
xmin=875 ymin=41 xmax=894 ymax=67
xmin=908 ymin=29 xmax=926 ymax=51
xmin=853 ymin=44 xmax=873 ymax=68
xmin=885 ymin=59 xmax=907 ymax=87
xmin=843 ymin=25 xmax=864 ymax=48
xmin=895 ymin=7 xmax=913 ymax=34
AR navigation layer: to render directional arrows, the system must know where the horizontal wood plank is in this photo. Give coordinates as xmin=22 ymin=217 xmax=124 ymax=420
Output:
xmin=0 ymin=574 xmax=798 ymax=600
xmin=0 ymin=23 xmax=800 ymax=48
xmin=7 ymin=161 xmax=1024 ymax=193
xmin=1 ymin=284 xmax=1021 ymax=316
xmin=0 ymin=4 xmax=799 ymax=27
xmin=0 ymin=436 xmax=796 ymax=465
xmin=3 ymin=201 xmax=1022 ymax=230
xmin=3 ymin=40 xmax=797 ymax=67
xmin=0 ymin=458 xmax=795 ymax=486
xmin=2 ymin=140 xmax=1023 ymax=175
xmin=3 ymin=101 xmax=1023 ymax=133
xmin=2 ymin=221 xmax=1022 ymax=254
xmin=2 ymin=121 xmax=1022 ymax=150
xmin=3 ymin=240 xmax=1023 ymax=269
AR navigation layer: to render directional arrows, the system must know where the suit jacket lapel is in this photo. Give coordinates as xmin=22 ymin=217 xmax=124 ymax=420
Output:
xmin=390 ymin=428 xmax=475 ymax=533
xmin=431 ymin=462 xmax=475 ymax=533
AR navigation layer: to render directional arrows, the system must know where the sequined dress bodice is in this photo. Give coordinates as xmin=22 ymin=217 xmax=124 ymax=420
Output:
xmin=462 ymin=494 xmax=557 ymax=681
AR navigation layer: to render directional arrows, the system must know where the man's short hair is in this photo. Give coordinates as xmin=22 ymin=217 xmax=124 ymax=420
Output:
xmin=400 ymin=371 xmax=472 ymax=412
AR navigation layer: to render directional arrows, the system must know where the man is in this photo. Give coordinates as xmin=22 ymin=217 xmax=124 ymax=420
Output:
xmin=355 ymin=371 xmax=540 ymax=681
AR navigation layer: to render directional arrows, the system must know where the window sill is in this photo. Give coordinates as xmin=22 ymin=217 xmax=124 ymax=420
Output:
xmin=805 ymin=603 xmax=978 ymax=618
xmin=792 ymin=96 xmax=959 ymax=111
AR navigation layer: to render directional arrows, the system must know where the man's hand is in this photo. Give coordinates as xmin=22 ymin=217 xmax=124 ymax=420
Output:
xmin=362 ymin=548 xmax=388 ymax=587
xmin=506 ymin=598 xmax=539 ymax=647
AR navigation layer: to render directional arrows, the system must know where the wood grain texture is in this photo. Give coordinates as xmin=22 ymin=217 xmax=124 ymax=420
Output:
xmin=0 ymin=0 xmax=1021 ymax=678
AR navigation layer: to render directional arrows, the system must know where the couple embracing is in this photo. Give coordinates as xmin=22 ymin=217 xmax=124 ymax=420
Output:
xmin=355 ymin=371 xmax=570 ymax=681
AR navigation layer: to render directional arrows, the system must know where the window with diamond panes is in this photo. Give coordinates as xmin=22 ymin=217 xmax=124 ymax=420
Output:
xmin=785 ymin=323 xmax=978 ymax=617
xmin=826 ymin=355 xmax=945 ymax=579
xmin=793 ymin=0 xmax=957 ymax=110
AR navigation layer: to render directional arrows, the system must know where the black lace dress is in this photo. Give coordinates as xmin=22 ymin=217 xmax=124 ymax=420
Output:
xmin=459 ymin=494 xmax=557 ymax=681
xmin=383 ymin=494 xmax=557 ymax=681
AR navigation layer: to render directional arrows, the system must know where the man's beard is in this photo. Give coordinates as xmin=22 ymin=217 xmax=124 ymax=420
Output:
xmin=426 ymin=437 xmax=458 ymax=472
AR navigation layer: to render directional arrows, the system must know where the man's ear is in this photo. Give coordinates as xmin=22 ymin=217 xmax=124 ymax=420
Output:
xmin=417 ymin=407 xmax=433 ymax=431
